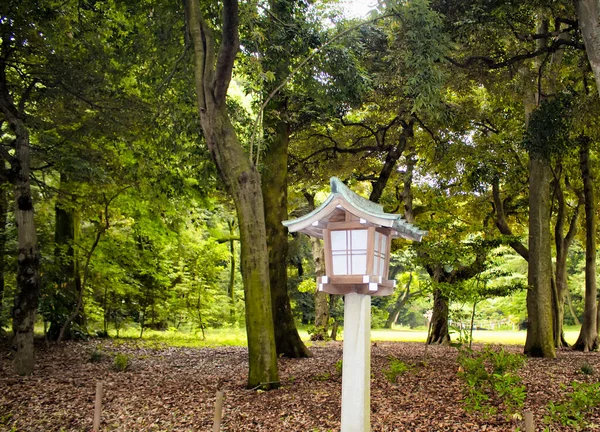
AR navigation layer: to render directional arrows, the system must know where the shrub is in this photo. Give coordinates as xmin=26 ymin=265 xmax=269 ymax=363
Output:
xmin=545 ymin=382 xmax=600 ymax=430
xmin=580 ymin=363 xmax=594 ymax=376
xmin=113 ymin=353 xmax=131 ymax=371
xmin=383 ymin=358 xmax=411 ymax=383
xmin=457 ymin=346 xmax=526 ymax=418
xmin=89 ymin=349 xmax=104 ymax=363
xmin=308 ymin=326 xmax=330 ymax=342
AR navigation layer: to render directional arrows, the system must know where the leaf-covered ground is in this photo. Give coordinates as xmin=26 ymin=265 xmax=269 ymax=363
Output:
xmin=1 ymin=338 xmax=599 ymax=431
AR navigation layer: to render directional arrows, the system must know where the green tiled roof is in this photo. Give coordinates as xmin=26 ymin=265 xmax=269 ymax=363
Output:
xmin=283 ymin=177 xmax=426 ymax=241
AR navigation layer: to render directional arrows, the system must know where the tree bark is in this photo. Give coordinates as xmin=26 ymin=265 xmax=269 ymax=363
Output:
xmin=310 ymin=236 xmax=330 ymax=340
xmin=0 ymin=171 xmax=8 ymax=333
xmin=427 ymin=288 xmax=450 ymax=344
xmin=552 ymin=172 xmax=580 ymax=348
xmin=186 ymin=0 xmax=279 ymax=389
xmin=0 ymin=59 xmax=41 ymax=376
xmin=573 ymin=137 xmax=598 ymax=351
xmin=262 ymin=87 xmax=310 ymax=359
xmin=304 ymin=191 xmax=330 ymax=340
xmin=575 ymin=0 xmax=600 ymax=96
xmin=384 ymin=273 xmax=414 ymax=329
xmin=227 ymin=219 xmax=236 ymax=322
xmin=524 ymin=154 xmax=556 ymax=358
xmin=48 ymin=174 xmax=82 ymax=341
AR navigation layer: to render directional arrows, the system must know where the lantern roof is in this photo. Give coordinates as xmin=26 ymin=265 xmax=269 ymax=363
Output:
xmin=283 ymin=177 xmax=426 ymax=241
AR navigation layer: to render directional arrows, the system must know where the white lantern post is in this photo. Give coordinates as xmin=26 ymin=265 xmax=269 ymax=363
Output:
xmin=283 ymin=178 xmax=425 ymax=432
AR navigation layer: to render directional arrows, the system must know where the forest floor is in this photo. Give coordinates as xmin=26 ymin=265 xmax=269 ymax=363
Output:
xmin=1 ymin=338 xmax=599 ymax=431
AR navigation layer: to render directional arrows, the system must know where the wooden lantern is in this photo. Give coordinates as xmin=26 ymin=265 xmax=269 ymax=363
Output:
xmin=283 ymin=177 xmax=425 ymax=432
xmin=283 ymin=177 xmax=425 ymax=296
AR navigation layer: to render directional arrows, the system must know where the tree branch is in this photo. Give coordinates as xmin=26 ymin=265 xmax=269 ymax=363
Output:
xmin=445 ymin=38 xmax=584 ymax=70
xmin=214 ymin=0 xmax=239 ymax=103
xmin=492 ymin=179 xmax=529 ymax=261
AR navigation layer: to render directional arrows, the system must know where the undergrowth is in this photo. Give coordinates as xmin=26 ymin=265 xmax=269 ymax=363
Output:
xmin=457 ymin=346 xmax=526 ymax=418
xmin=383 ymin=357 xmax=411 ymax=383
xmin=545 ymin=381 xmax=600 ymax=430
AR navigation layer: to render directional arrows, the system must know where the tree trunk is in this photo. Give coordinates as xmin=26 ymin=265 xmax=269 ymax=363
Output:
xmin=186 ymin=0 xmax=279 ymax=389
xmin=11 ymin=123 xmax=40 ymax=374
xmin=575 ymin=0 xmax=600 ymax=96
xmin=384 ymin=273 xmax=413 ymax=329
xmin=304 ymin=192 xmax=330 ymax=340
xmin=573 ymin=137 xmax=598 ymax=351
xmin=0 ymin=173 xmax=8 ymax=333
xmin=524 ymin=154 xmax=555 ymax=358
xmin=427 ymin=288 xmax=450 ymax=344
xmin=551 ymin=167 xmax=581 ymax=348
xmin=48 ymin=174 xmax=82 ymax=341
xmin=262 ymin=101 xmax=310 ymax=358
xmin=0 ymin=64 xmax=41 ymax=375
xmin=228 ymin=219 xmax=236 ymax=322
xmin=310 ymin=236 xmax=330 ymax=340
xmin=566 ymin=292 xmax=580 ymax=326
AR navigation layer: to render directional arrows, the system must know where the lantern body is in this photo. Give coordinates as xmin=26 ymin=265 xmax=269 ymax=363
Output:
xmin=319 ymin=214 xmax=394 ymax=295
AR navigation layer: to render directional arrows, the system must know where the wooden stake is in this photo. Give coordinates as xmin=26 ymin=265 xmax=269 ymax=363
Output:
xmin=212 ymin=390 xmax=224 ymax=432
xmin=93 ymin=381 xmax=103 ymax=432
xmin=524 ymin=411 xmax=534 ymax=432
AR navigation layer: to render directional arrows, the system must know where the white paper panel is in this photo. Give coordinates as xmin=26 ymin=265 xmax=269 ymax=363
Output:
xmin=351 ymin=230 xmax=368 ymax=251
xmin=351 ymin=254 xmax=367 ymax=275
xmin=331 ymin=230 xmax=347 ymax=251
xmin=332 ymin=255 xmax=348 ymax=275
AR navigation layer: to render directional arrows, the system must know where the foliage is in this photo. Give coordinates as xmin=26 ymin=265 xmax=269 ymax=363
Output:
xmin=386 ymin=0 xmax=452 ymax=115
xmin=523 ymin=95 xmax=573 ymax=159
xmin=113 ymin=353 xmax=131 ymax=372
xmin=545 ymin=382 xmax=600 ymax=430
xmin=580 ymin=363 xmax=595 ymax=376
xmin=383 ymin=357 xmax=411 ymax=383
xmin=89 ymin=349 xmax=104 ymax=363
xmin=457 ymin=346 xmax=526 ymax=417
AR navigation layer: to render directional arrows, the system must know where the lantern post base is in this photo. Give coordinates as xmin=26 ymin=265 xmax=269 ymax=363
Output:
xmin=341 ymin=292 xmax=371 ymax=432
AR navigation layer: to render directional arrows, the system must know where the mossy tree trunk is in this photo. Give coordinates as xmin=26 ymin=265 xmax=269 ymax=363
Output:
xmin=262 ymin=113 xmax=310 ymax=358
xmin=310 ymin=236 xmax=329 ymax=340
xmin=573 ymin=137 xmax=598 ymax=351
xmin=186 ymin=0 xmax=278 ymax=389
xmin=524 ymin=154 xmax=555 ymax=358
xmin=260 ymin=0 xmax=310 ymax=358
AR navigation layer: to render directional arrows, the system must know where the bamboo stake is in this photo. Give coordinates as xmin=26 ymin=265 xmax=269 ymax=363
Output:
xmin=93 ymin=381 xmax=103 ymax=432
xmin=212 ymin=390 xmax=224 ymax=432
xmin=524 ymin=411 xmax=534 ymax=432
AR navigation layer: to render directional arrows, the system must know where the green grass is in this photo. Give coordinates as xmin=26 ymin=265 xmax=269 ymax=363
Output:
xmin=371 ymin=326 xmax=580 ymax=345
xmin=109 ymin=327 xmax=250 ymax=348
xmin=30 ymin=322 xmax=582 ymax=348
